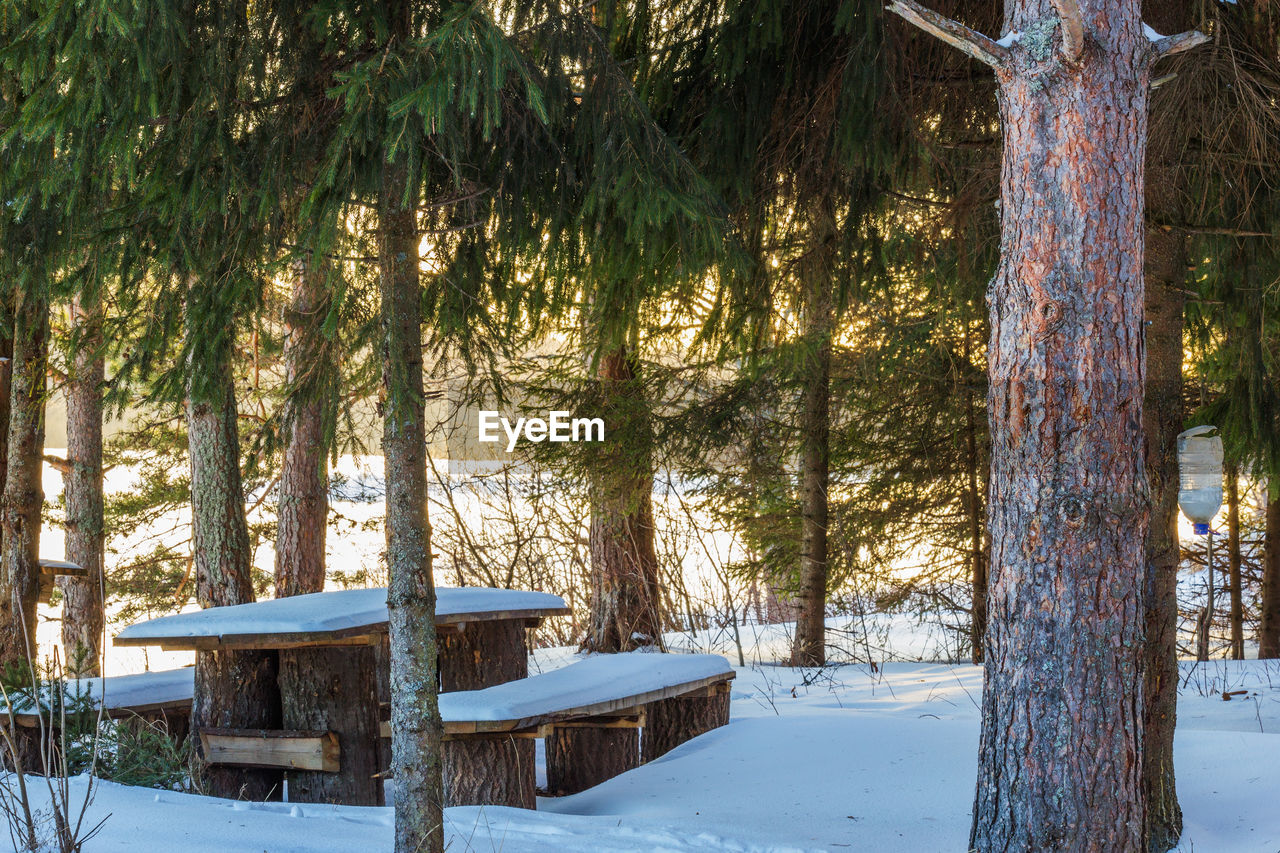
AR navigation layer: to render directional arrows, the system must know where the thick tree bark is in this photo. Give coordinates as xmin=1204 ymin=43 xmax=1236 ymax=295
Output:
xmin=585 ymin=345 xmax=664 ymax=653
xmin=967 ymin=8 xmax=1154 ymax=851
xmin=1141 ymin=225 xmax=1185 ymax=851
xmin=640 ymin=688 xmax=730 ymax=762
xmin=1260 ymin=491 xmax=1280 ymax=658
xmin=186 ymin=288 xmax=282 ymax=801
xmin=546 ymin=726 xmax=638 ymax=795
xmin=275 ymin=255 xmax=332 ymax=598
xmin=0 ymin=285 xmax=48 ymax=671
xmin=1226 ymin=465 xmax=1243 ymax=660
xmin=439 ymin=620 xmax=527 ymax=691
xmin=279 ymin=646 xmax=383 ymax=806
xmin=442 ymin=735 xmax=535 ymax=809
xmin=790 ymin=270 xmax=833 ymax=668
xmin=380 ymin=153 xmax=444 ymax=853
xmin=60 ymin=295 xmax=105 ymax=676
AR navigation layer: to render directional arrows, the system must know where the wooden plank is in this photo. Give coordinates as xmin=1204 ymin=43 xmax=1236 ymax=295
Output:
xmin=38 ymin=558 xmax=86 ymax=576
xmin=460 ymin=671 xmax=736 ymax=734
xmin=199 ymin=728 xmax=340 ymax=772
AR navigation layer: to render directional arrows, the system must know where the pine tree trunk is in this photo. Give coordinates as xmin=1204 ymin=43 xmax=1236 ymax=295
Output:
xmin=0 ymin=285 xmax=48 ymax=671
xmin=442 ymin=735 xmax=535 ymax=808
xmin=439 ymin=620 xmax=526 ymax=691
xmin=585 ymin=345 xmax=664 ymax=653
xmin=1226 ymin=465 xmax=1243 ymax=660
xmin=545 ymin=726 xmax=638 ymax=795
xmin=380 ymin=155 xmax=444 ymax=853
xmin=1260 ymin=490 xmax=1280 ymax=658
xmin=964 ymin=322 xmax=988 ymax=665
xmin=1141 ymin=224 xmax=1185 ymax=851
xmin=60 ymin=295 xmax=105 ymax=676
xmin=185 ymin=286 xmax=282 ymax=801
xmin=275 ymin=255 xmax=332 ymax=598
xmin=790 ymin=271 xmax=833 ymax=668
xmin=970 ymin=9 xmax=1152 ymax=850
xmin=0 ymin=292 xmax=12 ymax=515
xmin=640 ymin=688 xmax=731 ymax=762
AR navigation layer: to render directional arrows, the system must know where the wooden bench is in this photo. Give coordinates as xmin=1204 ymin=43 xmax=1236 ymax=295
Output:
xmin=436 ymin=653 xmax=735 ymax=809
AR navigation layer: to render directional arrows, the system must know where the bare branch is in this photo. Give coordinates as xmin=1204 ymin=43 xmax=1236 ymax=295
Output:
xmin=1152 ymin=29 xmax=1211 ymax=59
xmin=886 ymin=0 xmax=1010 ymax=69
xmin=1051 ymin=0 xmax=1085 ymax=63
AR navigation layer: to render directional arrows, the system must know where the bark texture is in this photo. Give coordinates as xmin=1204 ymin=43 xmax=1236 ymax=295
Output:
xmin=186 ymin=294 xmax=282 ymax=801
xmin=585 ymin=345 xmax=664 ymax=653
xmin=640 ymin=689 xmax=730 ymax=763
xmin=0 ymin=286 xmax=48 ymax=671
xmin=442 ymin=736 xmax=535 ymax=809
xmin=546 ymin=726 xmax=639 ymax=795
xmin=380 ymin=151 xmax=444 ymax=853
xmin=964 ymin=322 xmax=989 ymax=665
xmin=60 ymin=296 xmax=105 ymax=675
xmin=970 ymin=8 xmax=1153 ymax=851
xmin=790 ymin=269 xmax=834 ymax=668
xmin=1141 ymin=225 xmax=1185 ymax=852
xmin=1260 ymin=492 xmax=1280 ymax=659
xmin=275 ymin=255 xmax=332 ymax=598
xmin=439 ymin=620 xmax=527 ymax=692
xmin=0 ymin=292 xmax=12 ymax=517
xmin=279 ymin=646 xmax=383 ymax=806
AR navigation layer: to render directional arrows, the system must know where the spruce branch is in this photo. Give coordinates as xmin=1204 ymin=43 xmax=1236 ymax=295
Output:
xmin=1151 ymin=28 xmax=1211 ymax=59
xmin=1050 ymin=0 xmax=1085 ymax=63
xmin=886 ymin=0 xmax=1010 ymax=69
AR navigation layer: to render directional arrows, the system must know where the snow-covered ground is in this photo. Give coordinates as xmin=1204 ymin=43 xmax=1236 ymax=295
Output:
xmin=8 ymin=633 xmax=1280 ymax=852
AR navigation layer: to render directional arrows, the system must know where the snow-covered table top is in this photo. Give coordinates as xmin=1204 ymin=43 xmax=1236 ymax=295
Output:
xmin=440 ymin=652 xmax=734 ymax=733
xmin=7 ymin=667 xmax=194 ymax=719
xmin=114 ymin=587 xmax=569 ymax=650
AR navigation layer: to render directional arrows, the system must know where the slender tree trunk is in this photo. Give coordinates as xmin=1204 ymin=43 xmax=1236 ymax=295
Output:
xmin=185 ymin=284 xmax=282 ymax=801
xmin=380 ymin=155 xmax=443 ymax=853
xmin=585 ymin=344 xmax=664 ymax=653
xmin=966 ymin=8 xmax=1154 ymax=850
xmin=0 ymin=286 xmax=48 ymax=671
xmin=60 ymin=295 xmax=105 ymax=676
xmin=790 ymin=268 xmax=833 ymax=668
xmin=1260 ymin=487 xmax=1280 ymax=658
xmin=964 ymin=321 xmax=988 ymax=665
xmin=275 ymin=255 xmax=332 ymax=598
xmin=0 ymin=292 xmax=12 ymax=513
xmin=1226 ymin=464 xmax=1243 ymax=660
xmin=1141 ymin=224 xmax=1185 ymax=851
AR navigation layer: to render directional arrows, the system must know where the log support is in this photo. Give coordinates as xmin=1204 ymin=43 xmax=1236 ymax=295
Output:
xmin=545 ymin=721 xmax=640 ymax=795
xmin=439 ymin=620 xmax=528 ymax=691
xmin=641 ymin=683 xmax=730 ymax=763
xmin=443 ymin=734 xmax=536 ymax=809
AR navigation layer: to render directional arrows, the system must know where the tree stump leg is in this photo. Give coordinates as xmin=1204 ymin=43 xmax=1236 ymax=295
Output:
xmin=439 ymin=620 xmax=527 ymax=691
xmin=545 ymin=726 xmax=638 ymax=795
xmin=641 ymin=686 xmax=730 ymax=763
xmin=443 ymin=735 xmax=535 ymax=809
xmin=194 ymin=649 xmax=284 ymax=801
xmin=279 ymin=645 xmax=383 ymax=806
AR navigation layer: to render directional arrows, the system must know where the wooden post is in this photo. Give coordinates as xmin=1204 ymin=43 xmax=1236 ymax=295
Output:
xmin=439 ymin=620 xmax=527 ymax=691
xmin=641 ymin=684 xmax=730 ymax=763
xmin=279 ymin=646 xmax=383 ymax=806
xmin=546 ymin=723 xmax=639 ymax=795
xmin=442 ymin=734 xmax=536 ymax=809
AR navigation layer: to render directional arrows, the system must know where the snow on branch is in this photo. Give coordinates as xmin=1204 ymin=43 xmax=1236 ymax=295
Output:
xmin=886 ymin=0 xmax=1010 ymax=69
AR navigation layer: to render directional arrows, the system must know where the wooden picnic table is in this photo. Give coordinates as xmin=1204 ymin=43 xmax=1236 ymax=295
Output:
xmin=114 ymin=587 xmax=569 ymax=806
xmin=38 ymin=557 xmax=85 ymax=604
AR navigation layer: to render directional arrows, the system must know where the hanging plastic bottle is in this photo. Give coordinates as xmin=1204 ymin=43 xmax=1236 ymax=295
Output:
xmin=1178 ymin=425 xmax=1223 ymax=535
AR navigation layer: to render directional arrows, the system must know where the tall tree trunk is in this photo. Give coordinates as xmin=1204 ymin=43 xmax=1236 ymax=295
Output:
xmin=275 ymin=255 xmax=332 ymax=598
xmin=0 ymin=292 xmax=12 ymax=516
xmin=790 ymin=270 xmax=833 ymax=668
xmin=954 ymin=7 xmax=1156 ymax=851
xmin=0 ymin=286 xmax=48 ymax=671
xmin=1141 ymin=224 xmax=1185 ymax=851
xmin=585 ymin=344 xmax=664 ymax=653
xmin=60 ymin=295 xmax=105 ymax=676
xmin=380 ymin=157 xmax=443 ymax=852
xmin=1260 ymin=487 xmax=1280 ymax=658
xmin=185 ymin=284 xmax=282 ymax=801
xmin=1226 ymin=463 xmax=1243 ymax=660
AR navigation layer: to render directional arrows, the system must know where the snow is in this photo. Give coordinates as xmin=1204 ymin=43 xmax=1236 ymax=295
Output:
xmin=8 ymin=667 xmax=193 ymax=717
xmin=1145 ymin=23 xmax=1166 ymax=41
xmin=995 ymin=31 xmax=1021 ymax=47
xmin=114 ymin=587 xmax=567 ymax=642
xmin=440 ymin=653 xmax=732 ymax=723
xmin=5 ymin=653 xmax=1279 ymax=851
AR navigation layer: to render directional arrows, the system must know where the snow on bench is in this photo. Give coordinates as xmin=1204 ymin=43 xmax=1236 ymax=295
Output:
xmin=439 ymin=652 xmax=735 ymax=733
xmin=114 ymin=587 xmax=570 ymax=648
xmin=6 ymin=667 xmax=195 ymax=723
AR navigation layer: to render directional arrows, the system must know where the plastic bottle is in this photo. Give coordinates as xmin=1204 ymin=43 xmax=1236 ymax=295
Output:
xmin=1178 ymin=425 xmax=1223 ymax=535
